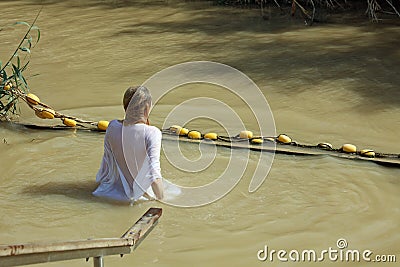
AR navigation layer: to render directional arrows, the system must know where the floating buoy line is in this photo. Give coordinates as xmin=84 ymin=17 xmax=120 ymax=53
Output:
xmin=161 ymin=125 xmax=399 ymax=168
xmin=9 ymin=120 xmax=400 ymax=168
xmin=2 ymin=86 xmax=399 ymax=168
xmin=3 ymin=87 xmax=110 ymax=131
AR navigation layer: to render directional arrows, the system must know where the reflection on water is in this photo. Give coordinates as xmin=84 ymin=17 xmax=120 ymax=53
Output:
xmin=0 ymin=1 xmax=399 ymax=266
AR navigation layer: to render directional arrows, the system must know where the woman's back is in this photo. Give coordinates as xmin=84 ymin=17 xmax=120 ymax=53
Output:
xmin=94 ymin=120 xmax=162 ymax=201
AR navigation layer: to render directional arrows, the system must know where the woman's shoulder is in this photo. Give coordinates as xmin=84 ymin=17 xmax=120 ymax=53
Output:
xmin=109 ymin=119 xmax=122 ymax=127
xmin=146 ymin=125 xmax=162 ymax=137
xmin=105 ymin=120 xmax=122 ymax=133
xmin=107 ymin=120 xmax=121 ymax=128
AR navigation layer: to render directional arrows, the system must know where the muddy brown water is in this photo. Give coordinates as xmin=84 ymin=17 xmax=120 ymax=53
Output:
xmin=0 ymin=1 xmax=399 ymax=266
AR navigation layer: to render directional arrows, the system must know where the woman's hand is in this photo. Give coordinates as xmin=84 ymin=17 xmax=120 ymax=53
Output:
xmin=143 ymin=192 xmax=155 ymax=201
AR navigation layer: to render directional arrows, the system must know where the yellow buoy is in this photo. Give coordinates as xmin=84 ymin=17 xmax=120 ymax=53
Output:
xmin=188 ymin=130 xmax=201 ymax=139
xmin=179 ymin=127 xmax=189 ymax=136
xmin=3 ymin=83 xmax=12 ymax=90
xmin=204 ymin=132 xmax=218 ymax=140
xmin=63 ymin=118 xmax=77 ymax=127
xmin=35 ymin=108 xmax=55 ymax=119
xmin=277 ymin=134 xmax=292 ymax=144
xmin=26 ymin=93 xmax=40 ymax=105
xmin=360 ymin=149 xmax=375 ymax=158
xmin=341 ymin=144 xmax=357 ymax=153
xmin=42 ymin=108 xmax=55 ymax=119
xmin=239 ymin=130 xmax=253 ymax=139
xmin=97 ymin=120 xmax=109 ymax=131
xmin=317 ymin=143 xmax=333 ymax=150
xmin=251 ymin=138 xmax=263 ymax=144
xmin=34 ymin=109 xmax=47 ymax=119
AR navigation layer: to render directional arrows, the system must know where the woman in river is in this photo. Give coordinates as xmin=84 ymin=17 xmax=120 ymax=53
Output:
xmin=93 ymin=86 xmax=164 ymax=202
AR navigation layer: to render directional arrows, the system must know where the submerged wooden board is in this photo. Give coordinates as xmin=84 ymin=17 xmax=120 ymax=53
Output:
xmin=0 ymin=208 xmax=162 ymax=267
xmin=5 ymin=122 xmax=400 ymax=168
xmin=7 ymin=122 xmax=97 ymax=132
xmin=161 ymin=133 xmax=400 ymax=168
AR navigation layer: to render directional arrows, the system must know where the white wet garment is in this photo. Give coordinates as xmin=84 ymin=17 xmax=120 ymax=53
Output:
xmin=93 ymin=120 xmax=162 ymax=202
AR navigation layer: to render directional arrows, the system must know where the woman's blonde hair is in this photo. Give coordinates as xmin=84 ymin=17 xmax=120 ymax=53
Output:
xmin=123 ymin=86 xmax=152 ymax=125
xmin=123 ymin=86 xmax=140 ymax=111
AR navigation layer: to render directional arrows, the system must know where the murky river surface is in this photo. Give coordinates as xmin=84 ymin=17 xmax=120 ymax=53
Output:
xmin=0 ymin=1 xmax=399 ymax=266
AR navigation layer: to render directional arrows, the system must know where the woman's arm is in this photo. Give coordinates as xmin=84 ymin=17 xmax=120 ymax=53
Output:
xmin=96 ymin=126 xmax=113 ymax=183
xmin=151 ymin=178 xmax=164 ymax=200
xmin=146 ymin=127 xmax=164 ymax=200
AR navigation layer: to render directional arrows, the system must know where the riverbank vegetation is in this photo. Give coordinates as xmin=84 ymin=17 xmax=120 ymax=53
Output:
xmin=215 ymin=0 xmax=400 ymax=23
xmin=0 ymin=15 xmax=40 ymax=120
xmin=0 ymin=10 xmax=109 ymax=129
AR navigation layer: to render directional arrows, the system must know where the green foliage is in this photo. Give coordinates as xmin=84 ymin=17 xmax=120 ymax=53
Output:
xmin=0 ymin=16 xmax=40 ymax=120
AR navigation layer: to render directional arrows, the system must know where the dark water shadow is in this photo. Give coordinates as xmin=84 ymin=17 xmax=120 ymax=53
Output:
xmin=129 ymin=7 xmax=394 ymax=110
xmin=112 ymin=14 xmax=400 ymax=108
xmin=112 ymin=7 xmax=306 ymax=35
xmin=21 ymin=180 xmax=98 ymax=201
xmin=21 ymin=180 xmax=129 ymax=206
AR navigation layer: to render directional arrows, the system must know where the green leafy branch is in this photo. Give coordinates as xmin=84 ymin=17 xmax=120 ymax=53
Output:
xmin=0 ymin=9 xmax=41 ymax=120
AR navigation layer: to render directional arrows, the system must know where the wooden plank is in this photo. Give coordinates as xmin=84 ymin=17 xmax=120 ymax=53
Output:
xmin=121 ymin=207 xmax=162 ymax=250
xmin=0 ymin=208 xmax=162 ymax=267
xmin=0 ymin=245 xmax=131 ymax=267
xmin=0 ymin=239 xmax=132 ymax=257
